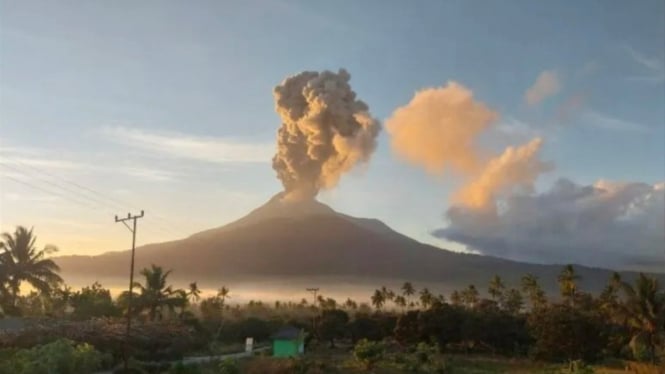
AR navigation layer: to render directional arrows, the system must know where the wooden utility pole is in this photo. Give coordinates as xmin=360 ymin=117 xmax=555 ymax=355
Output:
xmin=115 ymin=210 xmax=144 ymax=371
xmin=306 ymin=287 xmax=319 ymax=307
xmin=306 ymin=287 xmax=320 ymax=339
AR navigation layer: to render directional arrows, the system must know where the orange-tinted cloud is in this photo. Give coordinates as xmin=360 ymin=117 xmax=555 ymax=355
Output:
xmin=385 ymin=82 xmax=498 ymax=175
xmin=525 ymin=70 xmax=561 ymax=106
xmin=454 ymin=138 xmax=553 ymax=209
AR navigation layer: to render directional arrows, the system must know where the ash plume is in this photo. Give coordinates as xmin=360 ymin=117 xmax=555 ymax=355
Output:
xmin=272 ymin=69 xmax=380 ymax=201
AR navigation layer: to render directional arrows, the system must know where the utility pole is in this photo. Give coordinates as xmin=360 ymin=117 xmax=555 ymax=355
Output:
xmin=115 ymin=210 xmax=144 ymax=371
xmin=306 ymin=287 xmax=319 ymax=307
xmin=306 ymin=287 xmax=320 ymax=339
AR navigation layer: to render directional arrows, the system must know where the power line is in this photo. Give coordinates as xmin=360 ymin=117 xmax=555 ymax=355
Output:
xmin=0 ymin=170 xmax=175 ymax=238
xmin=0 ymin=162 xmax=126 ymax=212
xmin=0 ymin=155 xmax=222 ymax=246
xmin=0 ymin=154 xmax=185 ymax=232
xmin=1 ymin=173 xmax=98 ymax=209
xmin=0 ymin=159 xmax=187 ymax=237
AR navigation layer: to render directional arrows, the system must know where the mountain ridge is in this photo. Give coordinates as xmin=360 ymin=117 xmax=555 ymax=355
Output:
xmin=53 ymin=195 xmax=664 ymax=295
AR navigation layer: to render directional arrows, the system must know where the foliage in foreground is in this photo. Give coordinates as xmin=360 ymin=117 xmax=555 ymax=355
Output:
xmin=0 ymin=338 xmax=111 ymax=374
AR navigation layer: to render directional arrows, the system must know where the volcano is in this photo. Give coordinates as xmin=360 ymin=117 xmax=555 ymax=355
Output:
xmin=54 ymin=194 xmax=664 ymax=295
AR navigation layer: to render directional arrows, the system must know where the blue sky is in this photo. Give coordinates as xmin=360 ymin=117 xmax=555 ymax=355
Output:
xmin=1 ymin=0 xmax=663 ymax=261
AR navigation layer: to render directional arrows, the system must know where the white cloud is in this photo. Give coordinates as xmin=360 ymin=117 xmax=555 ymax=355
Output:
xmin=524 ymin=70 xmax=561 ymax=106
xmin=1 ymin=141 xmax=182 ymax=183
xmin=435 ymin=179 xmax=665 ymax=272
xmin=2 ymin=193 xmax=59 ymax=203
xmin=0 ymin=144 xmax=85 ymax=170
xmin=115 ymin=167 xmax=179 ymax=182
xmin=624 ymin=46 xmax=665 ymax=84
xmin=101 ymin=126 xmax=274 ymax=164
xmin=582 ymin=110 xmax=651 ymax=133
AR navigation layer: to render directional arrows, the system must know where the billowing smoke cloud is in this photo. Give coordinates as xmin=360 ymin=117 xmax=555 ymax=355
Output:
xmin=385 ymin=82 xmax=498 ymax=175
xmin=272 ymin=69 xmax=380 ymax=200
xmin=454 ymin=138 xmax=553 ymax=209
xmin=436 ymin=179 xmax=665 ymax=271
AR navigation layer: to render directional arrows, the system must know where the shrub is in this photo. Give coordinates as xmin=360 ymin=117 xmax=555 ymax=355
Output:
xmin=1 ymin=338 xmax=110 ymax=374
xmin=168 ymin=361 xmax=203 ymax=374
xmin=353 ymin=338 xmax=386 ymax=370
xmin=218 ymin=358 xmax=240 ymax=374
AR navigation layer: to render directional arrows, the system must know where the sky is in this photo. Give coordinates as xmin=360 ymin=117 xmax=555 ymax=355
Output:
xmin=0 ymin=1 xmax=663 ymax=271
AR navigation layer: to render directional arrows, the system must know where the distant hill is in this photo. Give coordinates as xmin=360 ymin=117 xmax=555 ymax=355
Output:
xmin=54 ymin=193 xmax=664 ymax=296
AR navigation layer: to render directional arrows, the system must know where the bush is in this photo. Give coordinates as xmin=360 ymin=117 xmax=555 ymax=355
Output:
xmin=242 ymin=356 xmax=327 ymax=374
xmin=0 ymin=338 xmax=111 ymax=374
xmin=353 ymin=339 xmax=386 ymax=370
xmin=392 ymin=343 xmax=452 ymax=373
xmin=168 ymin=361 xmax=203 ymax=374
xmin=218 ymin=358 xmax=240 ymax=374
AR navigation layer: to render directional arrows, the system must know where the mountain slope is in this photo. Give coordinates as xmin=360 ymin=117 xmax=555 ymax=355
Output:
xmin=54 ymin=194 xmax=664 ymax=294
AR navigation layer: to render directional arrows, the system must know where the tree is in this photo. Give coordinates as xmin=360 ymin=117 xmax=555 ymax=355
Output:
xmin=344 ymin=297 xmax=358 ymax=310
xmin=419 ymin=288 xmax=434 ymax=309
xmin=461 ymin=285 xmax=479 ymax=308
xmin=558 ymin=264 xmax=579 ymax=305
xmin=70 ymin=282 xmax=120 ymax=320
xmin=0 ymin=226 xmax=63 ymax=308
xmin=381 ymin=286 xmax=395 ymax=303
xmin=317 ymin=309 xmax=350 ymax=347
xmin=371 ymin=289 xmax=385 ymax=310
xmin=521 ymin=273 xmax=547 ymax=310
xmin=528 ymin=303 xmax=606 ymax=362
xmin=187 ymin=282 xmax=201 ymax=303
xmin=217 ymin=286 xmax=230 ymax=304
xmin=488 ymin=275 xmax=506 ymax=306
xmin=503 ymin=288 xmax=524 ymax=315
xmin=618 ymin=273 xmax=665 ymax=363
xmin=0 ymin=248 xmax=10 ymax=312
xmin=450 ymin=290 xmax=462 ymax=306
xmin=131 ymin=265 xmax=185 ymax=321
xmin=394 ymin=295 xmax=407 ymax=311
xmin=402 ymin=282 xmax=415 ymax=307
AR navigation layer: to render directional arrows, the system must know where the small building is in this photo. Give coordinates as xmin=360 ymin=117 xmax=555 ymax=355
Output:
xmin=271 ymin=326 xmax=305 ymax=357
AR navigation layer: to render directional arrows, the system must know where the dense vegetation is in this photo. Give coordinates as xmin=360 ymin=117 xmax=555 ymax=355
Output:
xmin=1 ymin=226 xmax=664 ymax=373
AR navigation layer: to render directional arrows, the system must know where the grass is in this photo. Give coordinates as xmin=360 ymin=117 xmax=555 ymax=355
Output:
xmin=228 ymin=352 xmax=665 ymax=374
xmin=170 ymin=345 xmax=665 ymax=374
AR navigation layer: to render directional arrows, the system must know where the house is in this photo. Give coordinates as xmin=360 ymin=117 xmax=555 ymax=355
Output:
xmin=271 ymin=325 xmax=305 ymax=357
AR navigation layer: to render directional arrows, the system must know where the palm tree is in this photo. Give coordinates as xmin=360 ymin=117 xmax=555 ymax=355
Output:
xmin=461 ymin=285 xmax=479 ymax=308
xmin=394 ymin=295 xmax=407 ymax=312
xmin=503 ymin=288 xmax=523 ymax=315
xmin=371 ymin=289 xmax=385 ymax=310
xmin=401 ymin=281 xmax=415 ymax=309
xmin=0 ymin=248 xmax=10 ymax=309
xmin=599 ymin=272 xmax=622 ymax=316
xmin=558 ymin=264 xmax=580 ymax=305
xmin=217 ymin=286 xmax=230 ymax=304
xmin=132 ymin=265 xmax=184 ymax=321
xmin=380 ymin=286 xmax=395 ymax=302
xmin=344 ymin=297 xmax=358 ymax=310
xmin=419 ymin=287 xmax=434 ymax=309
xmin=521 ymin=273 xmax=547 ymax=309
xmin=450 ymin=290 xmax=462 ymax=306
xmin=618 ymin=274 xmax=665 ymax=363
xmin=0 ymin=227 xmax=63 ymax=306
xmin=187 ymin=282 xmax=201 ymax=303
xmin=488 ymin=275 xmax=505 ymax=305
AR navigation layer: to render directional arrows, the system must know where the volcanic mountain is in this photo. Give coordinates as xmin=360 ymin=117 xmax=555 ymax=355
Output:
xmin=54 ymin=194 xmax=664 ymax=295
